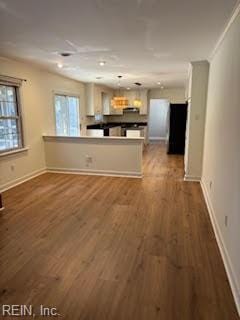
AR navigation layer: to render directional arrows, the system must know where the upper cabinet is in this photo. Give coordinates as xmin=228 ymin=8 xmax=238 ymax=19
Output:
xmin=122 ymin=90 xmax=135 ymax=103
xmin=86 ymin=83 xmax=148 ymax=116
xmin=139 ymin=89 xmax=148 ymax=115
xmin=86 ymin=83 xmax=118 ymax=116
xmin=102 ymin=91 xmax=123 ymax=115
xmin=123 ymin=89 xmax=148 ymax=115
xmin=102 ymin=92 xmax=110 ymax=115
xmin=86 ymin=83 xmax=104 ymax=116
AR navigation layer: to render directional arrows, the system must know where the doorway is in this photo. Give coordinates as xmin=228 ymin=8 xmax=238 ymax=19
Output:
xmin=149 ymin=99 xmax=169 ymax=142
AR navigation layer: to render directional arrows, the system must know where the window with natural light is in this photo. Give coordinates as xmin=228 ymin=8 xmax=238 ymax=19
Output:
xmin=54 ymin=94 xmax=80 ymax=136
xmin=0 ymin=84 xmax=23 ymax=152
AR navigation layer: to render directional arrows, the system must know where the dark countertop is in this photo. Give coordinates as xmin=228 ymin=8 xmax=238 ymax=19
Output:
xmin=125 ymin=126 xmax=145 ymax=130
xmin=87 ymin=122 xmax=148 ymax=130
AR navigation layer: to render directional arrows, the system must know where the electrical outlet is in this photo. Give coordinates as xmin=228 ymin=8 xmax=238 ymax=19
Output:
xmin=85 ymin=155 xmax=93 ymax=167
xmin=10 ymin=165 xmax=15 ymax=172
xmin=86 ymin=156 xmax=93 ymax=163
xmin=224 ymin=216 xmax=228 ymax=227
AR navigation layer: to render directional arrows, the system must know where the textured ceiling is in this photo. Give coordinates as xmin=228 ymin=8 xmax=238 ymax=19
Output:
xmin=0 ymin=0 xmax=238 ymax=88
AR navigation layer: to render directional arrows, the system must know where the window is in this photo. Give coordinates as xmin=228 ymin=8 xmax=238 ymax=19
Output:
xmin=54 ymin=94 xmax=80 ymax=136
xmin=0 ymin=84 xmax=23 ymax=152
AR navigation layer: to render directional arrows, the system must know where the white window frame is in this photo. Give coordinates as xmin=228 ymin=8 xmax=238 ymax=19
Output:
xmin=53 ymin=92 xmax=81 ymax=137
xmin=0 ymin=82 xmax=24 ymax=153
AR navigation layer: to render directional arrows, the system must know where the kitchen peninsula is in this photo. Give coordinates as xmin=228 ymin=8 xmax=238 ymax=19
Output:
xmin=43 ymin=134 xmax=144 ymax=178
xmin=41 ymin=83 xmax=148 ymax=179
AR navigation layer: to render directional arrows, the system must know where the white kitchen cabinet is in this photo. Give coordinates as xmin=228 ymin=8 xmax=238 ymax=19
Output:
xmin=109 ymin=90 xmax=123 ymax=115
xmin=126 ymin=127 xmax=148 ymax=145
xmin=86 ymin=84 xmax=148 ymax=116
xmin=86 ymin=129 xmax=104 ymax=137
xmin=94 ymin=86 xmax=102 ymax=115
xmin=126 ymin=129 xmax=141 ymax=138
xmin=139 ymin=89 xmax=148 ymax=115
xmin=86 ymin=83 xmax=95 ymax=116
xmin=123 ymin=90 xmax=135 ymax=106
xmin=123 ymin=89 xmax=148 ymax=115
xmin=86 ymin=84 xmax=121 ymax=116
xmin=86 ymin=83 xmax=103 ymax=116
xmin=102 ymin=92 xmax=111 ymax=115
xmin=105 ymin=91 xmax=123 ymax=115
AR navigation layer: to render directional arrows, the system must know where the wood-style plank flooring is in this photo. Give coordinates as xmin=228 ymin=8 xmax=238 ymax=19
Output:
xmin=1 ymin=143 xmax=239 ymax=319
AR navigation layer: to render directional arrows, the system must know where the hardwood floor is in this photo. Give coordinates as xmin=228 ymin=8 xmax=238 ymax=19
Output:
xmin=1 ymin=143 xmax=239 ymax=319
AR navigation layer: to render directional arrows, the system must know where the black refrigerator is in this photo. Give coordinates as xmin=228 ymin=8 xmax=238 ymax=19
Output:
xmin=167 ymin=103 xmax=188 ymax=155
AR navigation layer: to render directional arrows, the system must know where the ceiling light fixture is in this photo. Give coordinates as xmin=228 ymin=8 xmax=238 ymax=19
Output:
xmin=99 ymin=61 xmax=106 ymax=66
xmin=57 ymin=63 xmax=63 ymax=69
xmin=157 ymin=81 xmax=161 ymax=85
xmin=111 ymin=76 xmax=129 ymax=109
xmin=161 ymin=85 xmax=164 ymax=89
xmin=127 ymin=87 xmax=131 ymax=90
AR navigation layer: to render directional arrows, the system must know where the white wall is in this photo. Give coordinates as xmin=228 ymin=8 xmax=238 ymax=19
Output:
xmin=202 ymin=11 xmax=240 ymax=315
xmin=44 ymin=136 xmax=143 ymax=177
xmin=149 ymin=88 xmax=185 ymax=103
xmin=149 ymin=99 xmax=169 ymax=139
xmin=0 ymin=57 xmax=86 ymax=190
xmin=184 ymin=61 xmax=209 ymax=180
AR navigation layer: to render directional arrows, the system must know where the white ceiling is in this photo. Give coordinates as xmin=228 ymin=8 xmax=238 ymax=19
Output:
xmin=0 ymin=0 xmax=238 ymax=89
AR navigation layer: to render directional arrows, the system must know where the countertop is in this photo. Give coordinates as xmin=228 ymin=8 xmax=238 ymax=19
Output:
xmin=86 ymin=122 xmax=148 ymax=130
xmin=43 ymin=135 xmax=144 ymax=141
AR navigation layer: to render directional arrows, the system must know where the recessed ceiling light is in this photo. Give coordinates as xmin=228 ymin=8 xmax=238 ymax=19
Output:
xmin=157 ymin=81 xmax=161 ymax=85
xmin=161 ymin=85 xmax=164 ymax=89
xmin=127 ymin=87 xmax=130 ymax=90
xmin=57 ymin=63 xmax=63 ymax=69
xmin=99 ymin=61 xmax=106 ymax=66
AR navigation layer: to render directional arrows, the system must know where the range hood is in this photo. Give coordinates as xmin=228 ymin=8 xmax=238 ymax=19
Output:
xmin=123 ymin=107 xmax=140 ymax=113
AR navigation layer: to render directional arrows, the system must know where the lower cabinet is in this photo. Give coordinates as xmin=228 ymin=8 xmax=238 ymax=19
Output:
xmin=126 ymin=128 xmax=148 ymax=143
xmin=126 ymin=129 xmax=142 ymax=138
xmin=86 ymin=129 xmax=104 ymax=137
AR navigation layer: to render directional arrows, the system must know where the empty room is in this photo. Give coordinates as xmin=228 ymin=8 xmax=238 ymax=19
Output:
xmin=0 ymin=0 xmax=240 ymax=319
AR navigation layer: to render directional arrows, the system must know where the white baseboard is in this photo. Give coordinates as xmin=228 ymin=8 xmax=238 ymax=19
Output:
xmin=201 ymin=179 xmax=240 ymax=316
xmin=0 ymin=168 xmax=47 ymax=192
xmin=46 ymin=167 xmax=143 ymax=179
xmin=0 ymin=166 xmax=142 ymax=193
xmin=184 ymin=174 xmax=201 ymax=182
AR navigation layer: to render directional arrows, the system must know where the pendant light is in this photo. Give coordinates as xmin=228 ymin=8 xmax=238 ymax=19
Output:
xmin=111 ymin=76 xmax=129 ymax=109
xmin=133 ymin=82 xmax=142 ymax=108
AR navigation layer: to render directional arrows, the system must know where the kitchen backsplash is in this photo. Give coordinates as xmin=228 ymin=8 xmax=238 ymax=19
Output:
xmin=106 ymin=113 xmax=148 ymax=123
